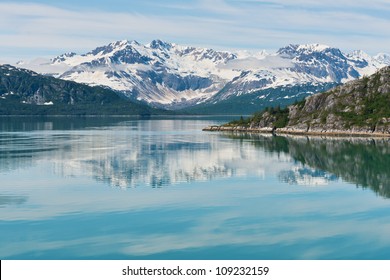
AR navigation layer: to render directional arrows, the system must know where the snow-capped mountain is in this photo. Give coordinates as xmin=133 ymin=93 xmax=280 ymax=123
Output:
xmin=374 ymin=53 xmax=390 ymax=65
xmin=15 ymin=40 xmax=390 ymax=110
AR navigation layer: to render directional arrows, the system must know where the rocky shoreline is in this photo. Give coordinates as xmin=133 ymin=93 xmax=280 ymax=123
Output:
xmin=202 ymin=125 xmax=390 ymax=137
xmin=204 ymin=66 xmax=390 ymax=138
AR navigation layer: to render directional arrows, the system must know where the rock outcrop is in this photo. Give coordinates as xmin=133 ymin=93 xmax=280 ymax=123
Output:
xmin=284 ymin=66 xmax=390 ymax=134
xmin=205 ymin=66 xmax=390 ymax=136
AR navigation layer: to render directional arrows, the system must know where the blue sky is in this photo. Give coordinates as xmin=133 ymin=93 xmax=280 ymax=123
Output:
xmin=1 ymin=0 xmax=389 ymax=62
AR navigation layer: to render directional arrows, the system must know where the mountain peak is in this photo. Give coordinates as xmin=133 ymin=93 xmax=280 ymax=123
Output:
xmin=296 ymin=43 xmax=331 ymax=52
xmin=277 ymin=43 xmax=333 ymax=56
xmin=347 ymin=50 xmax=371 ymax=60
xmin=52 ymin=52 xmax=77 ymax=64
xmin=374 ymin=53 xmax=390 ymax=65
xmin=88 ymin=40 xmax=138 ymax=56
xmin=149 ymin=39 xmax=173 ymax=50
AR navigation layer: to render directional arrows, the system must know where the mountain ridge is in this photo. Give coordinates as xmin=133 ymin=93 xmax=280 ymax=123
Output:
xmin=14 ymin=40 xmax=390 ymax=112
xmin=0 ymin=64 xmax=168 ymax=116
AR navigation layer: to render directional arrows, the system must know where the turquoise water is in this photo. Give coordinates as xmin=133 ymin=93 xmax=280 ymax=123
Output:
xmin=1 ymin=117 xmax=390 ymax=260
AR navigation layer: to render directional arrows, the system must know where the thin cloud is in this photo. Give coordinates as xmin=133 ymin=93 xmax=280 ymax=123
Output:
xmin=238 ymin=0 xmax=390 ymax=10
xmin=0 ymin=1 xmax=389 ymax=62
xmin=197 ymin=0 xmax=243 ymax=15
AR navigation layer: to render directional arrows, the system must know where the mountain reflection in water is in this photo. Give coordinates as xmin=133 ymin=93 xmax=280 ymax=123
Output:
xmin=1 ymin=118 xmax=390 ymax=198
xmin=224 ymin=133 xmax=390 ymax=198
xmin=2 ymin=117 xmax=390 ymax=260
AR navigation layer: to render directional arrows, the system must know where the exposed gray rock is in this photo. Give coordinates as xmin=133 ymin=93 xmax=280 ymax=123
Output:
xmin=211 ymin=66 xmax=390 ymax=136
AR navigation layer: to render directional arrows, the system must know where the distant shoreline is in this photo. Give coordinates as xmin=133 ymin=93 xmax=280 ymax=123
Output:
xmin=202 ymin=125 xmax=390 ymax=138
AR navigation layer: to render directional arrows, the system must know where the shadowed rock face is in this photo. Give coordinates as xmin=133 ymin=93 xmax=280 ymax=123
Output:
xmin=138 ymin=71 xmax=213 ymax=92
xmin=225 ymin=133 xmax=390 ymax=198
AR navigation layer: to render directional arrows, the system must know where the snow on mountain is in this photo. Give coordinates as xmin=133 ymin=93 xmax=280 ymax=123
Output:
xmin=346 ymin=50 xmax=387 ymax=77
xmin=374 ymin=53 xmax=390 ymax=66
xmin=277 ymin=44 xmax=359 ymax=82
xmin=14 ymin=40 xmax=390 ymax=109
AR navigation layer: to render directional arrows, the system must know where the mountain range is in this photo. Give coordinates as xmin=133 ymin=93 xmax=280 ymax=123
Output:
xmin=14 ymin=40 xmax=390 ymax=114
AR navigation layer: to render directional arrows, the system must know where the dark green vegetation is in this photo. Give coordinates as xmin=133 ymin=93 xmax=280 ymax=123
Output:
xmin=287 ymin=66 xmax=390 ymax=132
xmin=224 ymin=66 xmax=390 ymax=133
xmin=223 ymin=133 xmax=390 ymax=198
xmin=226 ymin=105 xmax=289 ymax=129
xmin=183 ymin=83 xmax=337 ymax=115
xmin=252 ymin=106 xmax=289 ymax=128
xmin=0 ymin=65 xmax=169 ymax=116
xmin=333 ymin=74 xmax=390 ymax=128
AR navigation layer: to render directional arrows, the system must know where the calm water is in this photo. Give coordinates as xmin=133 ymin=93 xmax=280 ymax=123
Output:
xmin=1 ymin=116 xmax=390 ymax=260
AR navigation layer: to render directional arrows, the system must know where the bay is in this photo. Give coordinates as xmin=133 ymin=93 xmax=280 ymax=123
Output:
xmin=1 ymin=116 xmax=390 ymax=260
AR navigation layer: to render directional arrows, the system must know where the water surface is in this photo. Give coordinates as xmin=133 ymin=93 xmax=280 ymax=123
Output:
xmin=1 ymin=117 xmax=390 ymax=259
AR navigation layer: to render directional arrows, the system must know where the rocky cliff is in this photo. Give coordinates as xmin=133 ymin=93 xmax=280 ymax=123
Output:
xmin=284 ymin=66 xmax=390 ymax=134
xmin=206 ymin=66 xmax=390 ymax=136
